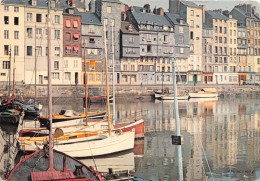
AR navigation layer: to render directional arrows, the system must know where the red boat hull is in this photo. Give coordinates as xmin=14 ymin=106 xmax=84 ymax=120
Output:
xmin=114 ymin=119 xmax=145 ymax=139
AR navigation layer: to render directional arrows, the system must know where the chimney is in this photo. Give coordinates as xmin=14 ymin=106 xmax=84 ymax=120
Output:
xmin=201 ymin=5 xmax=207 ymax=23
xmin=130 ymin=6 xmax=134 ymax=12
xmin=213 ymin=9 xmax=223 ymax=14
xmin=144 ymin=4 xmax=151 ymax=13
xmin=169 ymin=0 xmax=180 ymax=14
xmin=153 ymin=7 xmax=164 ymax=15
xmin=252 ymin=6 xmax=256 ymax=15
xmin=71 ymin=0 xmax=75 ymax=7
xmin=89 ymin=0 xmax=95 ymax=12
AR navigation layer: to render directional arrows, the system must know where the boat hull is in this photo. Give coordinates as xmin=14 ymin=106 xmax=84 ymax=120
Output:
xmin=160 ymin=95 xmax=189 ymax=100
xmin=114 ymin=119 xmax=145 ymax=139
xmin=189 ymin=92 xmax=218 ymax=98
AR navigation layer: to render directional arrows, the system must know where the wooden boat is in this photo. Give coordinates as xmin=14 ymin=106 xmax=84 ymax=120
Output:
xmin=7 ymin=148 xmax=102 ymax=181
xmin=38 ymin=109 xmax=106 ymax=127
xmin=189 ymin=88 xmax=218 ymax=98
xmin=154 ymin=91 xmax=163 ymax=99
xmin=84 ymin=95 xmax=113 ymax=105
xmin=160 ymin=94 xmax=190 ymax=100
xmin=22 ymin=99 xmax=42 ymax=119
xmin=0 ymin=109 xmax=21 ymax=125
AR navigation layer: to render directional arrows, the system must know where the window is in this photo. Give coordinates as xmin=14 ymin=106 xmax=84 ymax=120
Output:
xmin=224 ymin=37 xmax=227 ymax=43
xmin=55 ymin=47 xmax=60 ymax=57
xmin=55 ymin=30 xmax=60 ymax=39
xmin=65 ymin=46 xmax=72 ymax=54
xmin=215 ymin=46 xmax=218 ymax=54
xmin=89 ymin=25 xmax=94 ymax=33
xmin=4 ymin=30 xmax=9 ymax=39
xmin=191 ymin=10 xmax=194 ymax=16
xmin=54 ymin=61 xmax=59 ymax=70
xmin=190 ymin=31 xmax=193 ymax=39
xmin=27 ymin=46 xmax=33 ymax=56
xmin=104 ymin=19 xmax=108 ymax=26
xmin=129 ymin=37 xmax=134 ymax=44
xmin=89 ymin=37 xmax=95 ymax=43
xmin=219 ymin=37 xmax=222 ymax=43
xmin=107 ymin=6 xmax=112 ymax=13
xmin=66 ymin=32 xmax=71 ymax=41
xmin=13 ymin=31 xmax=19 ymax=39
xmin=74 ymin=60 xmax=78 ymax=68
xmin=190 ymin=20 xmax=194 ymax=27
xmin=73 ymin=33 xmax=79 ymax=41
xmin=219 ymin=26 xmax=222 ymax=33
xmin=65 ymin=72 xmax=71 ymax=80
xmin=4 ymin=45 xmax=9 ymax=55
xmin=52 ymin=72 xmax=60 ymax=80
xmin=3 ymin=61 xmax=10 ymax=69
xmin=215 ymin=26 xmax=217 ymax=33
xmin=73 ymin=46 xmax=78 ymax=54
xmin=4 ymin=6 xmax=9 ymax=11
xmin=147 ymin=34 xmax=152 ymax=41
xmin=55 ymin=15 xmax=60 ymax=24
xmin=36 ymin=14 xmax=42 ymax=22
xmin=65 ymin=19 xmax=71 ymax=28
xmin=164 ymin=35 xmax=168 ymax=43
xmin=73 ymin=20 xmax=78 ymax=28
xmin=36 ymin=28 xmax=42 ymax=37
xmin=27 ymin=28 xmax=32 ymax=38
xmin=88 ymin=49 xmax=98 ymax=55
xmin=147 ymin=45 xmax=152 ymax=52
xmin=14 ymin=7 xmax=19 ymax=12
xmin=36 ymin=46 xmax=42 ymax=56
xmin=180 ymin=48 xmax=184 ymax=54
xmin=179 ymin=26 xmax=183 ymax=33
xmin=111 ymin=19 xmax=115 ymax=27
xmin=179 ymin=36 xmax=184 ymax=43
xmin=190 ymin=44 xmax=194 ymax=52
xmin=27 ymin=13 xmax=32 ymax=21
xmin=14 ymin=17 xmax=19 ymax=25
xmin=4 ymin=16 xmax=9 ymax=24
xmin=224 ymin=27 xmax=227 ymax=34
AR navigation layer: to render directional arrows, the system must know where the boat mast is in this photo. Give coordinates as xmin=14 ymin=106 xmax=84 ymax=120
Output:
xmin=8 ymin=46 xmax=11 ymax=101
xmin=84 ymin=40 xmax=88 ymax=125
xmin=12 ymin=53 xmax=15 ymax=100
xmin=112 ymin=24 xmax=116 ymax=125
xmin=47 ymin=0 xmax=54 ymax=171
xmin=172 ymin=57 xmax=183 ymax=181
xmin=35 ymin=24 xmax=37 ymax=100
xmin=104 ymin=22 xmax=112 ymax=135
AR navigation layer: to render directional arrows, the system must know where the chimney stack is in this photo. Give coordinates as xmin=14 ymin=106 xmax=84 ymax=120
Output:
xmin=169 ymin=0 xmax=180 ymax=14
xmin=153 ymin=7 xmax=164 ymax=15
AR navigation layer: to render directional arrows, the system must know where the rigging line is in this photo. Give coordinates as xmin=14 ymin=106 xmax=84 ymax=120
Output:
xmin=195 ymin=116 xmax=214 ymax=181
xmin=28 ymin=21 xmax=48 ymax=87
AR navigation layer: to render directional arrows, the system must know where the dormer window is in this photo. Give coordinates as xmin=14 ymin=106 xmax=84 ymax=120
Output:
xmin=180 ymin=20 xmax=184 ymax=24
xmin=128 ymin=25 xmax=133 ymax=32
xmin=68 ymin=9 xmax=74 ymax=14
xmin=89 ymin=37 xmax=95 ymax=43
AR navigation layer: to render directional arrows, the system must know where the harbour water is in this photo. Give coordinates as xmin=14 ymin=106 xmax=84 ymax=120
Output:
xmin=1 ymin=96 xmax=260 ymax=180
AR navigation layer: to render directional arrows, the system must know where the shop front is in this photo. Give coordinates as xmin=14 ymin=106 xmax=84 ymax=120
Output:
xmin=187 ymin=71 xmax=203 ymax=85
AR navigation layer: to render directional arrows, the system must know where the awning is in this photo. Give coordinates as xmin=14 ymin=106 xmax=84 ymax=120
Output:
xmin=73 ymin=33 xmax=79 ymax=38
xmin=73 ymin=46 xmax=79 ymax=51
xmin=90 ymin=60 xmax=95 ymax=66
xmin=65 ymin=20 xmax=71 ymax=27
xmin=66 ymin=46 xmax=71 ymax=50
xmin=73 ymin=21 xmax=78 ymax=28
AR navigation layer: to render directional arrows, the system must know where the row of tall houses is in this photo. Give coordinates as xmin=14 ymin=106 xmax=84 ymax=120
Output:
xmin=0 ymin=0 xmax=260 ymax=86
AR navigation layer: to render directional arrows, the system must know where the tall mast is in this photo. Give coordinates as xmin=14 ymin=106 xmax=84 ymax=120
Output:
xmin=104 ymin=22 xmax=112 ymax=135
xmin=8 ymin=46 xmax=11 ymax=99
xmin=172 ymin=57 xmax=183 ymax=181
xmin=12 ymin=53 xmax=15 ymax=99
xmin=47 ymin=0 xmax=54 ymax=171
xmin=35 ymin=24 xmax=37 ymax=100
xmin=84 ymin=40 xmax=88 ymax=125
xmin=111 ymin=24 xmax=116 ymax=125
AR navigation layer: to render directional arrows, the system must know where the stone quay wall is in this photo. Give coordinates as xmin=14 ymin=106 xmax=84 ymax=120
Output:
xmin=0 ymin=83 xmax=259 ymax=100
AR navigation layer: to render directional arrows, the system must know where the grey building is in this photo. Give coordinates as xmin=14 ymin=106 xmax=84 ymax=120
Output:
xmin=126 ymin=5 xmax=175 ymax=85
xmin=165 ymin=12 xmax=190 ymax=83
xmin=202 ymin=24 xmax=214 ymax=84
xmin=95 ymin=0 xmax=122 ymax=84
xmin=80 ymin=11 xmax=104 ymax=85
xmin=120 ymin=21 xmax=140 ymax=85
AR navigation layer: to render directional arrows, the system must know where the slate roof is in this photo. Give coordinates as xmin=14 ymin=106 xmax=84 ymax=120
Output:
xmin=80 ymin=12 xmax=102 ymax=25
xmin=232 ymin=7 xmax=260 ymax=21
xmin=165 ymin=12 xmax=188 ymax=25
xmin=181 ymin=1 xmax=201 ymax=8
xmin=206 ymin=10 xmax=229 ymax=21
xmin=132 ymin=6 xmax=173 ymax=28
xmin=63 ymin=7 xmax=81 ymax=15
xmin=203 ymin=23 xmax=212 ymax=29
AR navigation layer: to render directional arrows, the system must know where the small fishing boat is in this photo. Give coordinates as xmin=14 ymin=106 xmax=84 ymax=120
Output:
xmin=189 ymin=88 xmax=218 ymax=98
xmin=38 ymin=109 xmax=106 ymax=127
xmin=7 ymin=148 xmax=102 ymax=181
xmin=22 ymin=99 xmax=42 ymax=119
xmin=84 ymin=95 xmax=113 ymax=105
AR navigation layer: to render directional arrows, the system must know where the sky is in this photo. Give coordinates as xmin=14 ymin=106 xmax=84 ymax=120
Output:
xmin=119 ymin=0 xmax=260 ymax=12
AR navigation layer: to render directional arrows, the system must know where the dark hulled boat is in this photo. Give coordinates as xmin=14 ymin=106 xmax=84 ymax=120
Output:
xmin=7 ymin=147 xmax=102 ymax=181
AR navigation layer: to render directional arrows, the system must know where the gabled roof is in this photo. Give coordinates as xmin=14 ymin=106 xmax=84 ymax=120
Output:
xmin=232 ymin=7 xmax=260 ymax=21
xmin=206 ymin=10 xmax=229 ymax=21
xmin=132 ymin=6 xmax=173 ymax=28
xmin=165 ymin=12 xmax=188 ymax=25
xmin=181 ymin=1 xmax=201 ymax=8
xmin=80 ymin=12 xmax=102 ymax=25
xmin=121 ymin=21 xmax=139 ymax=34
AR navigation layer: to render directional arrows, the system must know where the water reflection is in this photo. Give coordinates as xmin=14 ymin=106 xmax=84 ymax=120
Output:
xmin=1 ymin=97 xmax=260 ymax=180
